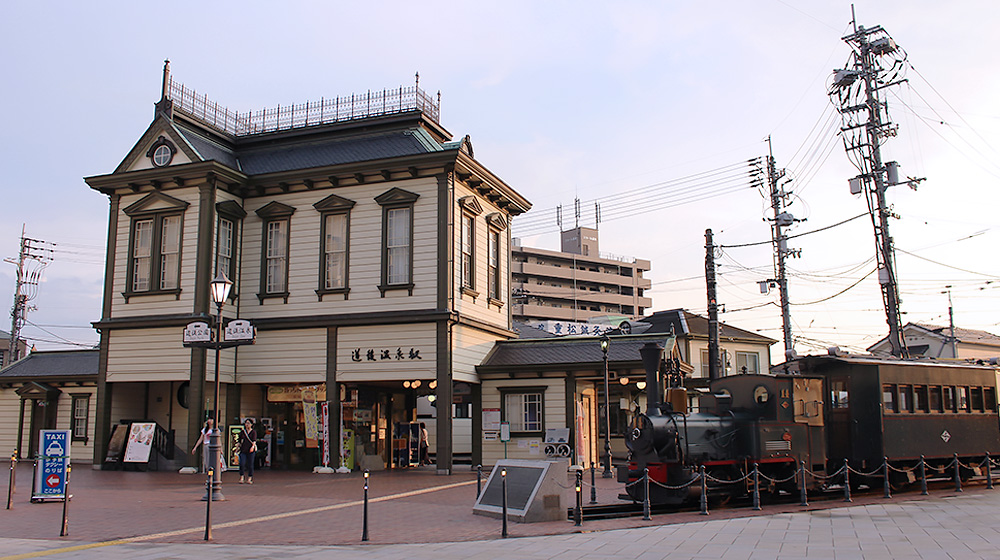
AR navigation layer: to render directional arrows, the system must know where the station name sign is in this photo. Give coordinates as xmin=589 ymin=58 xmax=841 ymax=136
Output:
xmin=182 ymin=319 xmax=256 ymax=348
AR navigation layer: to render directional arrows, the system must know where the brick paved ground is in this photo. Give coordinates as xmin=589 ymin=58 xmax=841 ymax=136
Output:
xmin=0 ymin=461 xmax=989 ymax=554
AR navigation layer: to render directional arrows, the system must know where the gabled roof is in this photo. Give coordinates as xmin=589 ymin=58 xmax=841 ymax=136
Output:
xmin=478 ymin=334 xmax=675 ymax=372
xmin=0 ymin=349 xmax=99 ymax=380
xmin=866 ymin=322 xmax=1000 ymax=353
xmin=640 ymin=309 xmax=776 ymax=344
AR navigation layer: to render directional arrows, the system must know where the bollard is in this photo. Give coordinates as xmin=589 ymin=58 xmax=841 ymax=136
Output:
xmin=799 ymin=460 xmax=808 ymax=507
xmin=642 ymin=468 xmax=651 ymax=521
xmin=362 ymin=470 xmax=370 ymax=542
xmin=589 ymin=462 xmax=597 ymax=505
xmin=843 ymin=459 xmax=852 ymax=502
xmin=7 ymin=450 xmax=16 ymax=510
xmin=204 ymin=468 xmax=213 ymax=541
xmin=501 ymin=468 xmax=508 ymax=538
xmin=752 ymin=462 xmax=761 ymax=511
xmin=919 ymin=455 xmax=928 ymax=496
xmin=59 ymin=465 xmax=70 ymax=537
xmin=953 ymin=453 xmax=962 ymax=492
xmin=574 ymin=470 xmax=582 ymax=527
xmin=883 ymin=457 xmax=891 ymax=499
xmin=476 ymin=465 xmax=483 ymax=498
xmin=987 ymin=452 xmax=994 ymax=490
xmin=699 ymin=465 xmax=708 ymax=516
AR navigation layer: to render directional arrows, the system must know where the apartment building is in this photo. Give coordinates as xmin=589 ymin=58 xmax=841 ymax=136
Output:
xmin=511 ymin=227 xmax=651 ymax=323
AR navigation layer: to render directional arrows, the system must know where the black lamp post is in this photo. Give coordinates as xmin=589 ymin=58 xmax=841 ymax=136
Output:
xmin=206 ymin=272 xmax=233 ymax=502
xmin=600 ymin=335 xmax=612 ymax=478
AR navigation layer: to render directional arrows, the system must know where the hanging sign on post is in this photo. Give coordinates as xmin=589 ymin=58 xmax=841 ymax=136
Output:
xmin=33 ymin=430 xmax=70 ymax=502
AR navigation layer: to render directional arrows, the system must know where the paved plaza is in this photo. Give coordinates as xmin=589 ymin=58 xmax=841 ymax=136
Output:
xmin=1 ymin=463 xmax=998 ymax=559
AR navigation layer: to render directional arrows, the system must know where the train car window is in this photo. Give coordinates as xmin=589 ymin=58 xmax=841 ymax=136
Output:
xmin=882 ymin=384 xmax=896 ymax=412
xmin=898 ymin=385 xmax=913 ymax=413
xmin=831 ymin=380 xmax=849 ymax=408
xmin=971 ymin=387 xmax=985 ymax=412
xmin=958 ymin=387 xmax=970 ymax=412
xmin=986 ymin=387 xmax=997 ymax=412
xmin=929 ymin=386 xmax=943 ymax=412
xmin=944 ymin=386 xmax=956 ymax=411
xmin=914 ymin=386 xmax=929 ymax=412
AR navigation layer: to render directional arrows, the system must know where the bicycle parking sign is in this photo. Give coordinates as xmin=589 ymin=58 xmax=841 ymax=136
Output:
xmin=33 ymin=429 xmax=70 ymax=501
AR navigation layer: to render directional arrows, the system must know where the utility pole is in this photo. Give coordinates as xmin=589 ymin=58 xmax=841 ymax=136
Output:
xmin=705 ymin=229 xmax=720 ymax=381
xmin=762 ymin=137 xmax=798 ymax=359
xmin=5 ymin=227 xmax=52 ymax=364
xmin=830 ymin=14 xmax=922 ymax=358
xmin=943 ymin=286 xmax=957 ymax=358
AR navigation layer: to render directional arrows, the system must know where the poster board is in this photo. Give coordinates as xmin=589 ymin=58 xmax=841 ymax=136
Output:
xmin=472 ymin=460 xmax=565 ymax=522
xmin=123 ymin=423 xmax=155 ymax=463
xmin=104 ymin=424 xmax=130 ymax=466
xmin=228 ymin=425 xmax=242 ymax=470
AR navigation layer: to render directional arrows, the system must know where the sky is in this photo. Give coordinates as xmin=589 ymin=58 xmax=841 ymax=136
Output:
xmin=1 ymin=1 xmax=998 ymax=362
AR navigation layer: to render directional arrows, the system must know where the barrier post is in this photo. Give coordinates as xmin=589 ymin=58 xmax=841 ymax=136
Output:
xmin=953 ymin=453 xmax=962 ymax=493
xmin=501 ymin=468 xmax=508 ymax=538
xmin=476 ymin=465 xmax=483 ymax=498
xmin=883 ymin=456 xmax=891 ymax=499
xmin=919 ymin=455 xmax=928 ymax=496
xmin=204 ymin=468 xmax=213 ymax=541
xmin=843 ymin=459 xmax=852 ymax=503
xmin=752 ymin=462 xmax=761 ymax=511
xmin=799 ymin=460 xmax=808 ymax=507
xmin=574 ymin=470 xmax=582 ymax=527
xmin=699 ymin=465 xmax=708 ymax=516
xmin=589 ymin=462 xmax=597 ymax=504
xmin=362 ymin=470 xmax=370 ymax=542
xmin=642 ymin=468 xmax=651 ymax=521
xmin=59 ymin=465 xmax=70 ymax=537
xmin=6 ymin=450 xmax=15 ymax=510
xmin=987 ymin=452 xmax=994 ymax=490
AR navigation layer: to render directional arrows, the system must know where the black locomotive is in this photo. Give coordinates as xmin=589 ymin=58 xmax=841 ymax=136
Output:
xmin=622 ymin=345 xmax=1000 ymax=504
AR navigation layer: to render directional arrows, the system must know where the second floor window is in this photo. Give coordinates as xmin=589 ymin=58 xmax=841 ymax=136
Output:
xmin=265 ymin=220 xmax=288 ymax=293
xmin=736 ymin=352 xmax=759 ymax=375
xmin=217 ymin=217 xmax=233 ymax=278
xmin=324 ymin=213 xmax=347 ymax=290
xmin=488 ymin=229 xmax=500 ymax=299
xmin=131 ymin=214 xmax=182 ymax=292
xmin=462 ymin=214 xmax=474 ymax=289
xmin=386 ymin=207 xmax=411 ymax=285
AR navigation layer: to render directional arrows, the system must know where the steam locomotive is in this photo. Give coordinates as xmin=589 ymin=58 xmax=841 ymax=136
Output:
xmin=621 ymin=345 xmax=1000 ymax=504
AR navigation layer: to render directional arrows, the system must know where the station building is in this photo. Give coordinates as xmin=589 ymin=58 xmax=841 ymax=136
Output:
xmin=84 ymin=64 xmax=530 ymax=473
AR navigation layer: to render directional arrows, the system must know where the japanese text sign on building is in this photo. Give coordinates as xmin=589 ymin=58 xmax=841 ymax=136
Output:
xmin=182 ymin=322 xmax=212 ymax=343
xmin=350 ymin=347 xmax=423 ymax=362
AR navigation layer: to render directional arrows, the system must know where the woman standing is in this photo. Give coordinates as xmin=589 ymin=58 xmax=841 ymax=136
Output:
xmin=238 ymin=418 xmax=258 ymax=484
xmin=191 ymin=419 xmax=214 ymax=473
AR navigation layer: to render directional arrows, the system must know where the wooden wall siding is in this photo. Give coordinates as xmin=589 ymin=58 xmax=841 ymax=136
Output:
xmin=481 ymin=378 xmax=565 ymax=465
xmin=337 ymin=323 xmax=436 ymax=382
xmin=106 ymin=328 xmax=195 ymax=382
xmin=0 ymin=389 xmax=25 ymax=459
xmin=238 ymin=178 xmax=439 ymax=319
xmin=111 ymin=188 xmax=202 ymax=318
xmin=453 ymin=185 xmax=509 ymax=328
xmin=235 ymin=328 xmax=327 ymax=384
xmin=452 ymin=324 xmax=503 ymax=384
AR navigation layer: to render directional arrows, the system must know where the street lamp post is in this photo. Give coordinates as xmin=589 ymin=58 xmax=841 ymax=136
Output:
xmin=600 ymin=335 xmax=612 ymax=478
xmin=206 ymin=272 xmax=233 ymax=503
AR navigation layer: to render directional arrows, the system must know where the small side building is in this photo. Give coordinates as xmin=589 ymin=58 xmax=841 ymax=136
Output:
xmin=868 ymin=322 xmax=1000 ymax=360
xmin=0 ymin=349 xmax=99 ymax=462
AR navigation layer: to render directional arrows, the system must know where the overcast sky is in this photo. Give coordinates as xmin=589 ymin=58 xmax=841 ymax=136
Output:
xmin=2 ymin=1 xmax=998 ymax=361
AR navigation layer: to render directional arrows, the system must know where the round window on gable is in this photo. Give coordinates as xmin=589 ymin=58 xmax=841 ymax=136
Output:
xmin=147 ymin=136 xmax=176 ymax=167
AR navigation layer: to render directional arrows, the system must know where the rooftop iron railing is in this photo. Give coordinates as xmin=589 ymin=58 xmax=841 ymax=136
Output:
xmin=167 ymin=77 xmax=440 ymax=137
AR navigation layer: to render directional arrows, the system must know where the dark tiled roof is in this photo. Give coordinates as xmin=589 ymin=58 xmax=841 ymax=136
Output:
xmin=238 ymin=129 xmax=440 ymax=176
xmin=911 ymin=323 xmax=1000 ymax=346
xmin=513 ymin=321 xmax=558 ymax=339
xmin=0 ymin=350 xmax=99 ymax=379
xmin=641 ymin=309 xmax=776 ymax=344
xmin=175 ymin=123 xmax=239 ymax=170
xmin=480 ymin=335 xmax=674 ymax=370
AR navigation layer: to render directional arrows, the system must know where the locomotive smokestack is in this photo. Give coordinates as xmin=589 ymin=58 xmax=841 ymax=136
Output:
xmin=639 ymin=342 xmax=664 ymax=414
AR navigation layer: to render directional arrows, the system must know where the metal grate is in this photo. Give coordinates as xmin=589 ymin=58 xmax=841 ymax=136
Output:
xmin=167 ymin=78 xmax=440 ymax=137
xmin=765 ymin=440 xmax=791 ymax=451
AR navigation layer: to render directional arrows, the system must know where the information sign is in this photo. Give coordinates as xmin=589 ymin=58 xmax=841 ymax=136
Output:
xmin=123 ymin=422 xmax=155 ymax=463
xmin=33 ymin=430 xmax=70 ymax=501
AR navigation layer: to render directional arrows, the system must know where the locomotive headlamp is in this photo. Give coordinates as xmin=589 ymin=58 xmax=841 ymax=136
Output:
xmin=636 ymin=381 xmax=647 ymax=391
xmin=619 ymin=377 xmax=630 ymax=386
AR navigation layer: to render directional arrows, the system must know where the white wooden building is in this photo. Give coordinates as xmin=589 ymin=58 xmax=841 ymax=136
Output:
xmin=85 ymin=63 xmax=530 ymax=472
